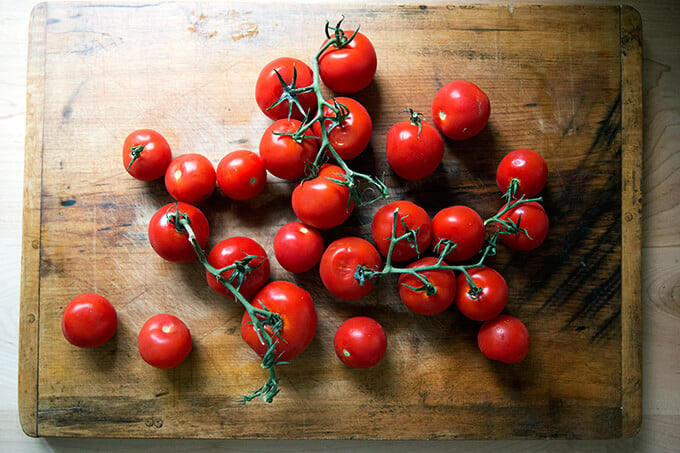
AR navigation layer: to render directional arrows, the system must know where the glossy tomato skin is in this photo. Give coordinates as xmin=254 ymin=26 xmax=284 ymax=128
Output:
xmin=478 ymin=315 xmax=530 ymax=364
xmin=432 ymin=205 xmax=486 ymax=262
xmin=61 ymin=293 xmax=117 ymax=348
xmin=371 ymin=200 xmax=432 ymax=262
xmin=255 ymin=57 xmax=317 ymax=121
xmin=318 ymin=30 xmax=377 ymax=93
xmin=431 ymin=80 xmax=490 ymax=140
xmin=206 ymin=237 xmax=270 ymax=301
xmin=334 ymin=316 xmax=387 ymax=369
xmin=164 ymin=153 xmax=216 ymax=203
xmin=497 ymin=201 xmax=549 ymax=251
xmin=240 ymin=281 xmax=317 ymax=362
xmin=456 ymin=267 xmax=508 ymax=321
xmin=148 ymin=202 xmax=210 ymax=263
xmin=273 ymin=222 xmax=324 ymax=273
xmin=496 ymin=149 xmax=548 ymax=198
xmin=138 ymin=314 xmax=192 ymax=369
xmin=259 ymin=119 xmax=318 ymax=180
xmin=216 ymin=150 xmax=267 ymax=200
xmin=320 ymin=237 xmax=382 ymax=300
xmin=386 ymin=118 xmax=444 ymax=180
xmin=292 ymin=164 xmax=354 ymax=229
xmin=123 ymin=129 xmax=172 ymax=181
xmin=398 ymin=257 xmax=456 ymax=316
xmin=312 ymin=97 xmax=372 ymax=160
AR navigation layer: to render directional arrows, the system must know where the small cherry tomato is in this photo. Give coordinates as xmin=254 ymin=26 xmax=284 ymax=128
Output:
xmin=216 ymin=150 xmax=267 ymax=200
xmin=432 ymin=205 xmax=486 ymax=262
xmin=398 ymin=257 xmax=456 ymax=316
xmin=319 ymin=237 xmax=382 ymax=300
xmin=148 ymin=202 xmax=210 ymax=263
xmin=273 ymin=222 xmax=324 ymax=273
xmin=138 ymin=314 xmax=192 ymax=369
xmin=497 ymin=201 xmax=549 ymax=251
xmin=496 ymin=149 xmax=548 ymax=198
xmin=478 ymin=314 xmax=530 ymax=364
xmin=318 ymin=29 xmax=377 ymax=93
xmin=255 ymin=57 xmax=317 ymax=121
xmin=456 ymin=267 xmax=508 ymax=322
xmin=206 ymin=236 xmax=270 ymax=301
xmin=259 ymin=118 xmax=318 ymax=180
xmin=431 ymin=80 xmax=490 ymax=140
xmin=292 ymin=164 xmax=354 ymax=229
xmin=386 ymin=110 xmax=444 ymax=180
xmin=334 ymin=316 xmax=387 ymax=369
xmin=122 ymin=129 xmax=172 ymax=181
xmin=164 ymin=153 xmax=216 ymax=203
xmin=312 ymin=97 xmax=372 ymax=160
xmin=371 ymin=200 xmax=432 ymax=262
xmin=61 ymin=293 xmax=117 ymax=348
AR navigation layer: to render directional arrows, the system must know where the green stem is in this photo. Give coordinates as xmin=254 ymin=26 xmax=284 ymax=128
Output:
xmin=127 ymin=144 xmax=145 ymax=170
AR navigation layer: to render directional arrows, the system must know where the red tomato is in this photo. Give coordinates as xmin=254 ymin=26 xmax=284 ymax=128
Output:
xmin=273 ymin=222 xmax=324 ymax=273
xmin=292 ymin=164 xmax=354 ymax=229
xmin=61 ymin=293 xmax=117 ymax=348
xmin=216 ymin=150 xmax=266 ymax=200
xmin=386 ymin=113 xmax=444 ymax=180
xmin=138 ymin=314 xmax=192 ymax=369
xmin=371 ymin=200 xmax=432 ymax=262
xmin=478 ymin=315 xmax=530 ymax=364
xmin=255 ymin=57 xmax=317 ymax=121
xmin=432 ymin=205 xmax=486 ymax=262
xmin=148 ymin=202 xmax=209 ymax=263
xmin=334 ymin=316 xmax=387 ymax=369
xmin=398 ymin=257 xmax=456 ymax=316
xmin=164 ymin=153 xmax=216 ymax=203
xmin=455 ymin=267 xmax=508 ymax=321
xmin=312 ymin=97 xmax=372 ymax=160
xmin=259 ymin=118 xmax=318 ymax=180
xmin=319 ymin=237 xmax=382 ymax=300
xmin=240 ymin=281 xmax=317 ymax=362
xmin=431 ymin=80 xmax=490 ymax=140
xmin=123 ymin=129 xmax=172 ymax=181
xmin=496 ymin=149 xmax=548 ymax=198
xmin=318 ymin=30 xmax=377 ymax=93
xmin=206 ymin=237 xmax=270 ymax=301
xmin=497 ymin=201 xmax=549 ymax=251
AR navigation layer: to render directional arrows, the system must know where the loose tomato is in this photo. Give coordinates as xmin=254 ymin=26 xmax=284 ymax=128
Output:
xmin=318 ymin=29 xmax=377 ymax=93
xmin=138 ymin=314 xmax=192 ymax=369
xmin=398 ymin=257 xmax=456 ymax=316
xmin=319 ymin=237 xmax=382 ymax=300
xmin=241 ymin=281 xmax=317 ymax=362
xmin=216 ymin=150 xmax=267 ymax=200
xmin=334 ymin=316 xmax=387 ymax=369
xmin=386 ymin=112 xmax=444 ymax=180
xmin=312 ymin=97 xmax=372 ymax=160
xmin=432 ymin=205 xmax=486 ymax=262
xmin=292 ymin=164 xmax=354 ymax=229
xmin=455 ymin=267 xmax=508 ymax=321
xmin=122 ymin=129 xmax=172 ymax=181
xmin=206 ymin=237 xmax=270 ymax=301
xmin=431 ymin=80 xmax=490 ymax=140
xmin=164 ymin=153 xmax=216 ymax=203
xmin=371 ymin=200 xmax=432 ymax=262
xmin=496 ymin=149 xmax=548 ymax=198
xmin=497 ymin=201 xmax=549 ymax=251
xmin=255 ymin=57 xmax=317 ymax=121
xmin=61 ymin=293 xmax=117 ymax=348
xmin=259 ymin=118 xmax=318 ymax=180
xmin=273 ymin=221 xmax=324 ymax=273
xmin=148 ymin=202 xmax=209 ymax=263
xmin=478 ymin=314 xmax=530 ymax=364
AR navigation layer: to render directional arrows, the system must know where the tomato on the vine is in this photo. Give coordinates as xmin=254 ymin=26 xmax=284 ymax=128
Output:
xmin=319 ymin=237 xmax=381 ymax=300
xmin=138 ymin=314 xmax=192 ymax=369
xmin=273 ymin=221 xmax=324 ymax=273
xmin=432 ymin=205 xmax=486 ymax=262
xmin=455 ymin=267 xmax=508 ymax=321
xmin=216 ymin=150 xmax=266 ymax=200
xmin=206 ymin=236 xmax=270 ymax=301
xmin=496 ymin=148 xmax=548 ymax=198
xmin=148 ymin=202 xmax=209 ymax=263
xmin=62 ymin=293 xmax=117 ymax=348
xmin=259 ymin=118 xmax=318 ymax=180
xmin=318 ymin=29 xmax=377 ymax=94
xmin=255 ymin=57 xmax=317 ymax=121
xmin=497 ymin=201 xmax=549 ymax=251
xmin=398 ymin=257 xmax=456 ymax=316
xmin=292 ymin=164 xmax=354 ymax=229
xmin=122 ymin=129 xmax=172 ymax=182
xmin=478 ymin=314 xmax=530 ymax=364
xmin=431 ymin=80 xmax=490 ymax=140
xmin=334 ymin=316 xmax=387 ymax=369
xmin=312 ymin=97 xmax=372 ymax=160
xmin=371 ymin=200 xmax=432 ymax=262
xmin=165 ymin=153 xmax=216 ymax=203
xmin=386 ymin=112 xmax=444 ymax=180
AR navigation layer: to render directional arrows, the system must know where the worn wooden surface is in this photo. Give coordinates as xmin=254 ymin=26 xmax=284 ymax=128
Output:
xmin=15 ymin=0 xmax=643 ymax=442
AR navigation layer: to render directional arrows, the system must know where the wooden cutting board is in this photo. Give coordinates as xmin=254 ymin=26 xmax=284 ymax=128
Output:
xmin=19 ymin=2 xmax=642 ymax=439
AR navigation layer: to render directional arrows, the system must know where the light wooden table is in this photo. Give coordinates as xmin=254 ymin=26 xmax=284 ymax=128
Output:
xmin=1 ymin=0 xmax=677 ymax=451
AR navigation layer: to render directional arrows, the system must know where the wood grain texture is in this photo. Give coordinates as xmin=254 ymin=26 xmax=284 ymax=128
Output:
xmin=18 ymin=2 xmax=640 ymax=440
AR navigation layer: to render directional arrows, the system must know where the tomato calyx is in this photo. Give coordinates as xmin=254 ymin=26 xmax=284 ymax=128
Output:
xmin=484 ymin=193 xmax=543 ymax=238
xmin=404 ymin=107 xmax=424 ymax=139
xmin=324 ymin=16 xmax=360 ymax=49
xmin=268 ymin=65 xmax=316 ymax=120
xmin=127 ymin=144 xmax=146 ymax=170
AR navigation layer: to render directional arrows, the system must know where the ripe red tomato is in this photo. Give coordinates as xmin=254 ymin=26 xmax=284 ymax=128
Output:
xmin=311 ymin=97 xmax=372 ymax=160
xmin=318 ymin=30 xmax=377 ymax=93
xmin=319 ymin=237 xmax=382 ymax=300
xmin=334 ymin=316 xmax=387 ymax=369
xmin=478 ymin=314 xmax=530 ymax=364
xmin=122 ymin=129 xmax=172 ymax=181
xmin=164 ymin=153 xmax=216 ymax=203
xmin=138 ymin=314 xmax=192 ymax=369
xmin=386 ymin=114 xmax=444 ymax=180
xmin=496 ymin=149 xmax=548 ymax=198
xmin=255 ymin=57 xmax=317 ymax=121
xmin=206 ymin=236 xmax=270 ymax=301
xmin=497 ymin=201 xmax=549 ymax=251
xmin=61 ymin=293 xmax=117 ymax=348
xmin=259 ymin=118 xmax=318 ymax=180
xmin=455 ymin=267 xmax=508 ymax=321
xmin=371 ymin=200 xmax=432 ymax=262
xmin=432 ymin=205 xmax=486 ymax=262
xmin=273 ymin=222 xmax=324 ymax=273
xmin=291 ymin=164 xmax=354 ymax=229
xmin=148 ymin=202 xmax=209 ymax=263
xmin=240 ymin=281 xmax=317 ymax=362
xmin=216 ymin=150 xmax=266 ymax=200
xmin=431 ymin=80 xmax=490 ymax=140
xmin=398 ymin=257 xmax=456 ymax=316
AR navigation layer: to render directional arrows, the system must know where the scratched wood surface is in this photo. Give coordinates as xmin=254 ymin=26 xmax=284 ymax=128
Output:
xmin=19 ymin=2 xmax=641 ymax=439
